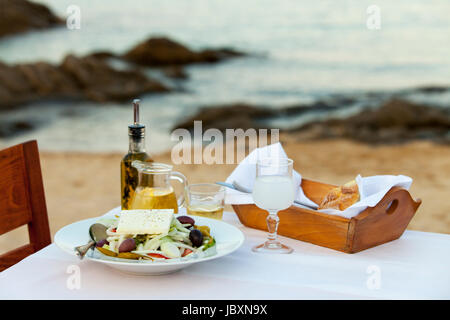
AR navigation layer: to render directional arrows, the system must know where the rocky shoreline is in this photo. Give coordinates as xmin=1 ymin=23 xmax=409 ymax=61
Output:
xmin=174 ymin=98 xmax=450 ymax=144
xmin=0 ymin=37 xmax=246 ymax=111
xmin=0 ymin=1 xmax=246 ymax=110
xmin=123 ymin=37 xmax=244 ymax=67
xmin=0 ymin=0 xmax=63 ymax=38
xmin=290 ymin=99 xmax=450 ymax=144
xmin=0 ymin=1 xmax=448 ymax=144
xmin=0 ymin=54 xmax=169 ymax=110
xmin=173 ymin=95 xmax=364 ymax=132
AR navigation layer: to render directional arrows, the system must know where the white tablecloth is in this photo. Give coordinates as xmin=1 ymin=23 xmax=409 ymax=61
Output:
xmin=1 ymin=210 xmax=449 ymax=299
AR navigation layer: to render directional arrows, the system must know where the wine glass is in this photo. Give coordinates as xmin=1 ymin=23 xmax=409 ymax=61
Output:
xmin=252 ymin=157 xmax=294 ymax=254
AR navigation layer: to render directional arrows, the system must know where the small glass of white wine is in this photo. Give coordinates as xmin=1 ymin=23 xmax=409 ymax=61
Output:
xmin=185 ymin=183 xmax=225 ymax=220
xmin=252 ymin=157 xmax=295 ymax=254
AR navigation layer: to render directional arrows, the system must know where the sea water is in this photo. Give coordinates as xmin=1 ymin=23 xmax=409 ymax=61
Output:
xmin=0 ymin=0 xmax=449 ymax=152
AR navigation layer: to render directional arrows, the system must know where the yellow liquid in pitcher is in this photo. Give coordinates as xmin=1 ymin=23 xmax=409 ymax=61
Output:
xmin=187 ymin=204 xmax=224 ymax=220
xmin=130 ymin=187 xmax=178 ymax=213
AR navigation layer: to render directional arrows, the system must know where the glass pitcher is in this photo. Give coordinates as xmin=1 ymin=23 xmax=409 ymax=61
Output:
xmin=130 ymin=161 xmax=187 ymax=213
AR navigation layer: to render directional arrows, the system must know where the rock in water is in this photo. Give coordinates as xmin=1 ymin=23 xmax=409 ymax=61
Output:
xmin=60 ymin=55 xmax=168 ymax=102
xmin=0 ymin=55 xmax=169 ymax=109
xmin=173 ymin=103 xmax=275 ymax=132
xmin=0 ymin=0 xmax=63 ymax=38
xmin=414 ymin=86 xmax=450 ymax=94
xmin=291 ymin=99 xmax=450 ymax=144
xmin=172 ymin=97 xmax=357 ymax=133
xmin=0 ymin=120 xmax=34 ymax=138
xmin=123 ymin=37 xmax=245 ymax=66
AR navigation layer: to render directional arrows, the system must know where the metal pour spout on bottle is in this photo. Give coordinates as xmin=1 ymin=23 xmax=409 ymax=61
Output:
xmin=133 ymin=99 xmax=140 ymax=125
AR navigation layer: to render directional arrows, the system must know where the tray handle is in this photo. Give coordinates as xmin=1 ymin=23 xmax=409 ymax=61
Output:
xmin=347 ymin=187 xmax=422 ymax=253
xmin=353 ymin=186 xmax=421 ymax=221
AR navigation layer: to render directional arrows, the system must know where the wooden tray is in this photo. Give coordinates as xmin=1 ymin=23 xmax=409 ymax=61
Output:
xmin=232 ymin=179 xmax=421 ymax=253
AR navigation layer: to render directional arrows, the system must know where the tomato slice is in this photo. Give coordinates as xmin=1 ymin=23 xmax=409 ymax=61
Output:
xmin=182 ymin=249 xmax=193 ymax=257
xmin=147 ymin=253 xmax=169 ymax=259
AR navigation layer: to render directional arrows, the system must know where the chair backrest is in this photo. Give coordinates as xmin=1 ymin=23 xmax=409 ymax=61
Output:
xmin=0 ymin=140 xmax=51 ymax=271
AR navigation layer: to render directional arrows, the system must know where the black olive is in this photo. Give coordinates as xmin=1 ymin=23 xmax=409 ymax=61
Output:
xmin=189 ymin=229 xmax=203 ymax=247
xmin=118 ymin=238 xmax=136 ymax=253
xmin=96 ymin=239 xmax=109 ymax=247
xmin=177 ymin=215 xmax=195 ymax=227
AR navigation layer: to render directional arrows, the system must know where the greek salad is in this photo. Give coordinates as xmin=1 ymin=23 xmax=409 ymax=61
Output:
xmin=95 ymin=212 xmax=216 ymax=261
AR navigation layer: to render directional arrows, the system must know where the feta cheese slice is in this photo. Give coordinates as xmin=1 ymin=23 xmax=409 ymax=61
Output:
xmin=116 ymin=209 xmax=174 ymax=235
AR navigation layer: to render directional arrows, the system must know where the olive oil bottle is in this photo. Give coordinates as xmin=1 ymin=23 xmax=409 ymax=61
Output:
xmin=120 ymin=99 xmax=153 ymax=209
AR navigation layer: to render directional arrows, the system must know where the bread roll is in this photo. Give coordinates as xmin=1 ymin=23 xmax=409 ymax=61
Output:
xmin=318 ymin=180 xmax=360 ymax=211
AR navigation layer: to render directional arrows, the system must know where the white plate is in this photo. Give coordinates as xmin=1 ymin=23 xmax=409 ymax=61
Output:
xmin=54 ymin=214 xmax=245 ymax=275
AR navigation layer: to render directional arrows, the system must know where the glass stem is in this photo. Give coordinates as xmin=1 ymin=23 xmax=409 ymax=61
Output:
xmin=266 ymin=210 xmax=280 ymax=243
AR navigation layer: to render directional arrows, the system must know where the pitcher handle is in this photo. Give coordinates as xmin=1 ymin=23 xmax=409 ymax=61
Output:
xmin=170 ymin=171 xmax=188 ymax=208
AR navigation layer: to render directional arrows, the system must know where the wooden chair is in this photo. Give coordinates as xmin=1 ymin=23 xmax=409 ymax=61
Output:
xmin=0 ymin=140 xmax=51 ymax=271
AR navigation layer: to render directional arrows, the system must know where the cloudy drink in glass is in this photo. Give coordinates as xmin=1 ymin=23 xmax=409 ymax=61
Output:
xmin=253 ymin=175 xmax=295 ymax=211
xmin=252 ymin=157 xmax=295 ymax=254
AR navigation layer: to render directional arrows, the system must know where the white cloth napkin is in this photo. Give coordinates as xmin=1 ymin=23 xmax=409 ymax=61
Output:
xmin=318 ymin=174 xmax=413 ymax=219
xmin=224 ymin=142 xmax=318 ymax=208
